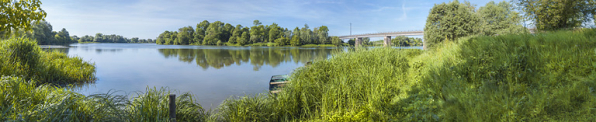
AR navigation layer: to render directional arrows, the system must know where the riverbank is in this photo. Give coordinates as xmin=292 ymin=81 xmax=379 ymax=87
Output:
xmin=2 ymin=29 xmax=595 ymax=121
xmin=215 ymin=29 xmax=596 ymax=121
xmin=0 ymin=38 xmax=207 ymax=121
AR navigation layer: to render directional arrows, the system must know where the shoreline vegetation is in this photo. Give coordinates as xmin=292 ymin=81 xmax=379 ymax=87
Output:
xmin=155 ymin=20 xmax=345 ymax=47
xmin=214 ymin=28 xmax=596 ymax=121
xmin=3 ymin=0 xmax=596 ymax=121
xmin=2 ymin=29 xmax=595 ymax=121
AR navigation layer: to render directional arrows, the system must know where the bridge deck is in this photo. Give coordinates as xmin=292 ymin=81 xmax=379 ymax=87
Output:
xmin=339 ymin=31 xmax=424 ymax=39
xmin=338 ymin=28 xmax=536 ymax=39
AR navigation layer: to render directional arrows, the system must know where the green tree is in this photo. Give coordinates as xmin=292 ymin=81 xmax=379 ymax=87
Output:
xmin=250 ymin=23 xmax=262 ymax=43
xmin=300 ymin=24 xmax=311 ymax=45
xmin=478 ymin=1 xmax=526 ymax=35
xmin=317 ymin=26 xmax=329 ymax=44
xmin=54 ymin=28 xmax=71 ymax=44
xmin=268 ymin=23 xmax=281 ymax=43
xmin=238 ymin=31 xmax=249 ymax=46
xmin=131 ymin=37 xmax=139 ymax=43
xmin=94 ymin=33 xmax=104 ymax=42
xmin=78 ymin=35 xmax=93 ymax=43
xmin=274 ymin=37 xmax=289 ymax=46
xmin=331 ymin=36 xmax=342 ymax=46
xmin=1 ymin=0 xmax=47 ymax=36
xmin=204 ymin=21 xmax=224 ymax=45
xmin=177 ymin=26 xmax=194 ymax=45
xmin=362 ymin=37 xmax=370 ymax=45
xmin=514 ymin=0 xmax=596 ymax=30
xmin=222 ymin=23 xmax=234 ymax=42
xmin=29 ymin=21 xmax=55 ymax=44
xmin=424 ymin=0 xmax=480 ymax=48
xmin=194 ymin=20 xmax=210 ymax=45
xmin=228 ymin=24 xmax=243 ymax=44
xmin=347 ymin=39 xmax=355 ymax=46
xmin=290 ymin=35 xmax=301 ymax=46
xmin=292 ymin=27 xmax=300 ymax=43
xmin=70 ymin=35 xmax=79 ymax=42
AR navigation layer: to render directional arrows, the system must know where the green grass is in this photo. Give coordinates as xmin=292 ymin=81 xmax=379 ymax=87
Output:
xmin=3 ymin=28 xmax=596 ymax=121
xmin=0 ymin=76 xmax=208 ymax=121
xmin=0 ymin=37 xmax=95 ymax=84
xmin=213 ymin=29 xmax=596 ymax=121
xmin=0 ymin=38 xmax=207 ymax=121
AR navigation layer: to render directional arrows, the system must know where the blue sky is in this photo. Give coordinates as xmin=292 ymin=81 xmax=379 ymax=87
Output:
xmin=42 ymin=0 xmax=499 ymax=39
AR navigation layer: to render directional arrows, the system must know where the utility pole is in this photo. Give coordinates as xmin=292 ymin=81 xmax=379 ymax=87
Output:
xmin=350 ymin=23 xmax=352 ymax=35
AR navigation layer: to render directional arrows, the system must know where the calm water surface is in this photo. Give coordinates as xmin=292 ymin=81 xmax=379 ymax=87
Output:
xmin=57 ymin=43 xmax=340 ymax=109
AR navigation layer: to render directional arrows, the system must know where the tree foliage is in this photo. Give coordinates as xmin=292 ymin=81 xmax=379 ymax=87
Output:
xmin=424 ymin=0 xmax=480 ymax=48
xmin=514 ymin=0 xmax=596 ymax=30
xmin=391 ymin=36 xmax=423 ymax=46
xmin=156 ymin=20 xmax=335 ymax=46
xmin=478 ymin=1 xmax=526 ymax=35
xmin=0 ymin=0 xmax=47 ymax=36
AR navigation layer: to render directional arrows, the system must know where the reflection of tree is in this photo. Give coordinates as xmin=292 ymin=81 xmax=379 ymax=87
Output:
xmin=42 ymin=48 xmax=69 ymax=54
xmin=158 ymin=47 xmax=337 ymax=71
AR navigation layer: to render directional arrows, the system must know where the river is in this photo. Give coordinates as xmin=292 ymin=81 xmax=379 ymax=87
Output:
xmin=45 ymin=43 xmax=422 ymax=109
xmin=47 ymin=43 xmax=341 ymax=109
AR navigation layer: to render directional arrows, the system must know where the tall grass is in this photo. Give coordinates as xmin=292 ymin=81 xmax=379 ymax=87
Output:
xmin=0 ymin=76 xmax=208 ymax=121
xmin=4 ymin=29 xmax=596 ymax=121
xmin=0 ymin=38 xmax=207 ymax=121
xmin=214 ymin=29 xmax=596 ymax=121
xmin=0 ymin=37 xmax=95 ymax=84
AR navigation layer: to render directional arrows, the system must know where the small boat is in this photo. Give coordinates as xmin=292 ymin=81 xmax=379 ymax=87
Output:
xmin=269 ymin=75 xmax=289 ymax=94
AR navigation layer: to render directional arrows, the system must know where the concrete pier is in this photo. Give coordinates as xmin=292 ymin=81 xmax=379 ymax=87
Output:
xmin=383 ymin=36 xmax=391 ymax=47
xmin=355 ymin=37 xmax=363 ymax=47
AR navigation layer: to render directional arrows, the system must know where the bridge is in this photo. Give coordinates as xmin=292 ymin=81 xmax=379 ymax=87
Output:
xmin=337 ymin=28 xmax=536 ymax=48
xmin=338 ymin=30 xmax=424 ymax=47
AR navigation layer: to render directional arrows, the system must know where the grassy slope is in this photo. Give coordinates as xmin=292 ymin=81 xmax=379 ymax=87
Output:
xmin=215 ymin=29 xmax=596 ymax=121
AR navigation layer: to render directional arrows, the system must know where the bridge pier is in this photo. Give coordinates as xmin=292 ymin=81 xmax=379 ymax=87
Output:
xmin=355 ymin=37 xmax=363 ymax=47
xmin=383 ymin=36 xmax=391 ymax=47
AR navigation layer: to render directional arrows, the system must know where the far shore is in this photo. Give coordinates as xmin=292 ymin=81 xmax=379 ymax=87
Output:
xmin=38 ymin=45 xmax=69 ymax=48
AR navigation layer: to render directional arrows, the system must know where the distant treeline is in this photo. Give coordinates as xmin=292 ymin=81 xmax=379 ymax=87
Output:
xmin=3 ymin=21 xmax=154 ymax=45
xmin=355 ymin=36 xmax=423 ymax=46
xmin=156 ymin=20 xmax=344 ymax=46
xmin=77 ymin=34 xmax=155 ymax=43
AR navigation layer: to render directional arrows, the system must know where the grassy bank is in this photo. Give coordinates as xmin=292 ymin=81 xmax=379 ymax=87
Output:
xmin=0 ymin=76 xmax=207 ymax=121
xmin=214 ymin=29 xmax=596 ymax=121
xmin=0 ymin=38 xmax=95 ymax=84
xmin=0 ymin=38 xmax=207 ymax=121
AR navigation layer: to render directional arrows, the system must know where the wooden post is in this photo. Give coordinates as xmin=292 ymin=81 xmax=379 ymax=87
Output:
xmin=169 ymin=94 xmax=176 ymax=122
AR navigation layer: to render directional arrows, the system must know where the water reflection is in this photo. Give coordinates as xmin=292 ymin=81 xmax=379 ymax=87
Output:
xmin=42 ymin=48 xmax=69 ymax=54
xmin=158 ymin=47 xmax=340 ymax=71
xmin=43 ymin=44 xmax=346 ymax=109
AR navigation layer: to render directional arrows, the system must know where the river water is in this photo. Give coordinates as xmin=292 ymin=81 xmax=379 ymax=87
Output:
xmin=48 ymin=43 xmax=340 ymax=109
xmin=47 ymin=43 xmax=422 ymax=109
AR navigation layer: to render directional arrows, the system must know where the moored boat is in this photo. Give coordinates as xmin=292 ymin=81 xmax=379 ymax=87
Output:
xmin=269 ymin=75 xmax=289 ymax=94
